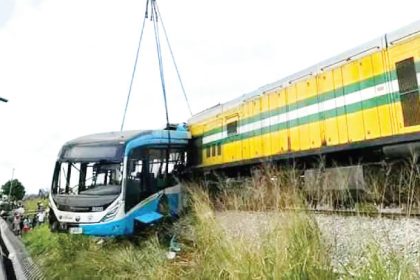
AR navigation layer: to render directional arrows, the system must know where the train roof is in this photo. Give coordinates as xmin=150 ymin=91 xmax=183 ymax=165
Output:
xmin=59 ymin=127 xmax=190 ymax=162
xmin=189 ymin=20 xmax=420 ymax=124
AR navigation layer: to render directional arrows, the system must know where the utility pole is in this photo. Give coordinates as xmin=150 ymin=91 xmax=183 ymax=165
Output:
xmin=0 ymin=97 xmax=8 ymax=103
xmin=8 ymin=168 xmax=14 ymax=203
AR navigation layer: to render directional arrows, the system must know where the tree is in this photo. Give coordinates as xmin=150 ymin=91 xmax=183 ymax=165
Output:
xmin=2 ymin=179 xmax=26 ymax=201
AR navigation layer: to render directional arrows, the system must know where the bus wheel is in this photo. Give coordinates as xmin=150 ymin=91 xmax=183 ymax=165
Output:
xmin=50 ymin=221 xmax=59 ymax=232
xmin=158 ymin=194 xmax=170 ymax=217
xmin=49 ymin=211 xmax=58 ymax=232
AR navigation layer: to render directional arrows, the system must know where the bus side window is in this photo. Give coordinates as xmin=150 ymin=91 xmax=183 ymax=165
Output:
xmin=151 ymin=149 xmax=183 ymax=190
xmin=124 ymin=148 xmax=185 ymax=212
xmin=125 ymin=147 xmax=147 ymax=212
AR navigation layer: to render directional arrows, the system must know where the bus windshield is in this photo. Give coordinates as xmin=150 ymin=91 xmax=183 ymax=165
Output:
xmin=52 ymin=161 xmax=123 ymax=196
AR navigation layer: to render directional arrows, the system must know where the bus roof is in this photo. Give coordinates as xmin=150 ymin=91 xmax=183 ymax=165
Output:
xmin=64 ymin=130 xmax=151 ymax=146
xmin=58 ymin=127 xmax=190 ymax=162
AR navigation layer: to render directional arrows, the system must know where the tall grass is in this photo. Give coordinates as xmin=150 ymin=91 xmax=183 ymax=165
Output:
xmin=23 ymin=165 xmax=419 ymax=279
xmin=183 ymin=188 xmax=334 ymax=279
xmin=357 ymin=244 xmax=417 ymax=280
xmin=23 ymin=192 xmax=334 ymax=279
xmin=213 ymin=164 xmax=305 ymax=211
xmin=24 ymin=225 xmax=175 ymax=279
xmin=362 ymin=159 xmax=420 ymax=213
xmin=213 ymin=161 xmax=420 ymax=213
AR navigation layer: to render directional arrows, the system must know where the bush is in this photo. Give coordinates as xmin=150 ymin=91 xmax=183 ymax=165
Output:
xmin=23 ymin=167 xmax=419 ymax=279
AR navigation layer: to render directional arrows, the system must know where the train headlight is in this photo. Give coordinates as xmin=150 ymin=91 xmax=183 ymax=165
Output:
xmin=100 ymin=202 xmax=121 ymax=222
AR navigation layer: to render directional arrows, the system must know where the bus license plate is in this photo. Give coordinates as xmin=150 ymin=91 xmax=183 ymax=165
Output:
xmin=69 ymin=227 xmax=83 ymax=234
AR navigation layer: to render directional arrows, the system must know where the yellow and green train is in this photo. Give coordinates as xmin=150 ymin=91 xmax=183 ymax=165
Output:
xmin=187 ymin=21 xmax=420 ymax=173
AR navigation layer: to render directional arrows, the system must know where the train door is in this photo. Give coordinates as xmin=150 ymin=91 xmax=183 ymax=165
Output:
xmin=387 ymin=36 xmax=420 ymax=133
xmin=240 ymin=103 xmax=250 ymax=160
xmin=261 ymin=94 xmax=272 ymax=157
xmin=320 ymin=70 xmax=340 ymax=146
xmin=287 ymin=84 xmax=300 ymax=151
xmin=249 ymin=98 xmax=262 ymax=158
xmin=224 ymin=114 xmax=242 ymax=162
xmin=268 ymin=89 xmax=288 ymax=155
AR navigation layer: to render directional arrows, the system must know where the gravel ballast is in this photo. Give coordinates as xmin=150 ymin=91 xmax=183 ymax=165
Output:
xmin=216 ymin=211 xmax=420 ymax=274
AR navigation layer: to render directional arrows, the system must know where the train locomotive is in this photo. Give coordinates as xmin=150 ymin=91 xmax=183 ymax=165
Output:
xmin=187 ymin=21 xmax=420 ymax=177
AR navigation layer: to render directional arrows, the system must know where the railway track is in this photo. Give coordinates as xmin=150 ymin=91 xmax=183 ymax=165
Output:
xmin=283 ymin=207 xmax=420 ymax=219
xmin=0 ymin=207 xmax=415 ymax=279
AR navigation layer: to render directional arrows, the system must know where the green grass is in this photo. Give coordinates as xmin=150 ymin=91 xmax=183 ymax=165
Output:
xmin=23 ymin=190 xmax=336 ymax=280
xmin=188 ymin=189 xmax=334 ymax=279
xmin=23 ymin=225 xmax=173 ymax=279
xmin=343 ymin=242 xmax=418 ymax=280
xmin=22 ymin=167 xmax=420 ymax=279
xmin=23 ymin=198 xmax=48 ymax=213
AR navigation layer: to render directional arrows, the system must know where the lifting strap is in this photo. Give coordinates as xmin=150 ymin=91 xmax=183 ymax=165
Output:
xmin=120 ymin=0 xmax=192 ymax=131
xmin=120 ymin=0 xmax=148 ymax=131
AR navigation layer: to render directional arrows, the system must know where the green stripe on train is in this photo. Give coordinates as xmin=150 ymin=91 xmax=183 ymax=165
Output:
xmin=201 ymin=69 xmax=401 ymax=138
xmin=202 ymin=92 xmax=401 ymax=149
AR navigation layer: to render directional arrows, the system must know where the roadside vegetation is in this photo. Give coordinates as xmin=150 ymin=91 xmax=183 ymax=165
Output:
xmin=23 ymin=197 xmax=48 ymax=213
xmin=1 ymin=178 xmax=26 ymax=201
xmin=23 ymin=163 xmax=419 ymax=279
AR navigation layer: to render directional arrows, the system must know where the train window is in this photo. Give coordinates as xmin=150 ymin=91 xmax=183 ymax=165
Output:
xmin=227 ymin=121 xmax=238 ymax=136
xmin=396 ymin=57 xmax=420 ymax=126
xmin=396 ymin=58 xmax=418 ymax=93
xmin=217 ymin=143 xmax=221 ymax=156
xmin=206 ymin=147 xmax=210 ymax=158
xmin=211 ymin=144 xmax=216 ymax=157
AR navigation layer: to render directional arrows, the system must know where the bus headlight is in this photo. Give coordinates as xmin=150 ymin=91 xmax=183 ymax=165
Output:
xmin=101 ymin=202 xmax=121 ymax=222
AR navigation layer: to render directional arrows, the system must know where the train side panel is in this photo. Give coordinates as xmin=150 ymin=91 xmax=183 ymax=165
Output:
xmin=387 ymin=36 xmax=420 ymax=134
xmin=189 ymin=24 xmax=420 ymax=171
xmin=318 ymin=71 xmax=339 ymax=146
xmin=261 ymin=94 xmax=272 ymax=157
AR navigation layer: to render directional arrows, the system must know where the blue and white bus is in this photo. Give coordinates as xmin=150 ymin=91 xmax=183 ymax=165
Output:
xmin=48 ymin=125 xmax=190 ymax=236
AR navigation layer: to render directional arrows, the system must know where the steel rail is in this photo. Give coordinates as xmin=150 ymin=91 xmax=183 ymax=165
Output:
xmin=282 ymin=207 xmax=420 ymax=219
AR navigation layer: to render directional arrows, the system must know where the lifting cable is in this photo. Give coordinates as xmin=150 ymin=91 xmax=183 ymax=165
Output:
xmin=120 ymin=0 xmax=193 ymax=131
xmin=154 ymin=3 xmax=193 ymax=117
xmin=120 ymin=0 xmax=148 ymax=131
xmin=150 ymin=0 xmax=171 ymax=175
xmin=151 ymin=0 xmax=170 ymax=128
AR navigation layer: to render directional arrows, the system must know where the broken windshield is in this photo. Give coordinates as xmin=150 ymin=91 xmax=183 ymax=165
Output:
xmin=52 ymin=161 xmax=123 ymax=196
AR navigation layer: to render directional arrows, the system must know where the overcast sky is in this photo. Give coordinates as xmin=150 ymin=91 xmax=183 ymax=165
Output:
xmin=1 ymin=0 xmax=420 ymax=194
